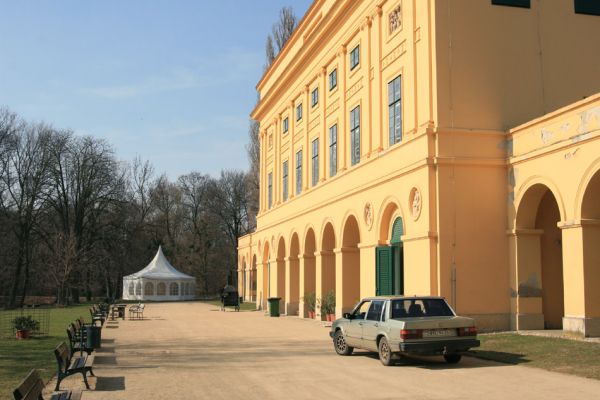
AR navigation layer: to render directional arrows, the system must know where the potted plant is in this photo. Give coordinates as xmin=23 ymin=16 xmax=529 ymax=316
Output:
xmin=319 ymin=290 xmax=336 ymax=322
xmin=12 ymin=316 xmax=40 ymax=340
xmin=302 ymin=292 xmax=316 ymax=319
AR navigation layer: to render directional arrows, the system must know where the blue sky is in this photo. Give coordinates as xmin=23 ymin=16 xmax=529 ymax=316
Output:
xmin=0 ymin=0 xmax=312 ymax=179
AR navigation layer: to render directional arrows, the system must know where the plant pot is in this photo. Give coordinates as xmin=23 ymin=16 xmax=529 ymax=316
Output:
xmin=15 ymin=330 xmax=30 ymax=340
xmin=327 ymin=313 xmax=336 ymax=322
xmin=308 ymin=311 xmax=315 ymax=319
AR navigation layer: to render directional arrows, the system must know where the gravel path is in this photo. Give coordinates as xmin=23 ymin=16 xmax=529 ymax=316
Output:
xmin=48 ymin=302 xmax=600 ymax=399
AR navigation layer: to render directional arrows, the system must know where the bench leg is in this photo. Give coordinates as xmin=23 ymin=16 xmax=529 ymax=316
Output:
xmin=88 ymin=367 xmax=95 ymax=377
xmin=81 ymin=371 xmax=90 ymax=389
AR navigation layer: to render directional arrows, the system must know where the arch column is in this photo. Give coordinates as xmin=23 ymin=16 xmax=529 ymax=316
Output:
xmin=560 ymin=219 xmax=600 ymax=337
xmin=507 ymin=229 xmax=545 ymax=331
xmin=316 ymin=250 xmax=335 ymax=321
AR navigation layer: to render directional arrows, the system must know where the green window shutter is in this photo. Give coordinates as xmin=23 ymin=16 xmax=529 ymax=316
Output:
xmin=390 ymin=217 xmax=404 ymax=245
xmin=376 ymin=246 xmax=393 ymax=296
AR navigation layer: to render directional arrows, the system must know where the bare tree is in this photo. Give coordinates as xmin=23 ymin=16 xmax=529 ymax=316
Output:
xmin=131 ymin=156 xmax=155 ymax=226
xmin=246 ymin=120 xmax=260 ymax=230
xmin=272 ymin=6 xmax=297 ymax=53
xmin=207 ymin=170 xmax=252 ymax=286
xmin=0 ymin=119 xmax=54 ymax=307
xmin=265 ymin=36 xmax=276 ymax=69
xmin=44 ymin=134 xmax=126 ymax=301
xmin=151 ymin=174 xmax=183 ymax=249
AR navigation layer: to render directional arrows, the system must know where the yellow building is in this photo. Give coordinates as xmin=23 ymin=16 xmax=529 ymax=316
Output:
xmin=237 ymin=0 xmax=600 ymax=336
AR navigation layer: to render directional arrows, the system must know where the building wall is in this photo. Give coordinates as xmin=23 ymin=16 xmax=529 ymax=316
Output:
xmin=238 ymin=0 xmax=600 ymax=335
xmin=434 ymin=0 xmax=600 ymax=131
xmin=508 ymin=94 xmax=600 ymax=336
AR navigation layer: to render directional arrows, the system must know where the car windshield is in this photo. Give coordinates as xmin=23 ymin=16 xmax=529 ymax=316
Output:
xmin=390 ymin=299 xmax=454 ymax=319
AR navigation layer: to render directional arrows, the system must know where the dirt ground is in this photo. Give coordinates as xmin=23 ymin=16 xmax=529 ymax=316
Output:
xmin=48 ymin=302 xmax=600 ymax=399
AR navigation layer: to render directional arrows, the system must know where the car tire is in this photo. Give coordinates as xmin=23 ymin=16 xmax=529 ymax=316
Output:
xmin=443 ymin=354 xmax=462 ymax=364
xmin=378 ymin=337 xmax=394 ymax=366
xmin=333 ymin=330 xmax=353 ymax=356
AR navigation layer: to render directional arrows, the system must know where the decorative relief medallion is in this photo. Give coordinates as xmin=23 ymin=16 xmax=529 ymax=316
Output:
xmin=364 ymin=202 xmax=374 ymax=231
xmin=409 ymin=187 xmax=422 ymax=221
xmin=389 ymin=3 xmax=402 ymax=35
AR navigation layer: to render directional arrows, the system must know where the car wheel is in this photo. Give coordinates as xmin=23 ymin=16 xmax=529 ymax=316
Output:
xmin=333 ymin=330 xmax=353 ymax=355
xmin=443 ymin=354 xmax=462 ymax=364
xmin=378 ymin=337 xmax=394 ymax=366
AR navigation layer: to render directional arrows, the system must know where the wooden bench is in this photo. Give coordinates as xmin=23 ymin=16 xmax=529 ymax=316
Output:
xmin=54 ymin=342 xmax=95 ymax=391
xmin=66 ymin=325 xmax=94 ymax=356
xmin=13 ymin=369 xmax=81 ymax=400
xmin=89 ymin=306 xmax=104 ymax=326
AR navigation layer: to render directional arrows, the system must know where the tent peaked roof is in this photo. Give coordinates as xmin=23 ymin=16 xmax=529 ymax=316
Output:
xmin=125 ymin=246 xmax=193 ymax=280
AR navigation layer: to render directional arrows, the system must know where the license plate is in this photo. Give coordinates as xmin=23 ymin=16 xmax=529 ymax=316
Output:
xmin=423 ymin=329 xmax=457 ymax=338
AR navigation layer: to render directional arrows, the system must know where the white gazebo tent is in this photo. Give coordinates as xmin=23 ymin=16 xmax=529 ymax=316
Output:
xmin=122 ymin=246 xmax=195 ymax=301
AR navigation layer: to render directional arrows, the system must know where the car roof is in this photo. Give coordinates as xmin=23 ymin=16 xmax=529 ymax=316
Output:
xmin=361 ymin=295 xmax=447 ymax=301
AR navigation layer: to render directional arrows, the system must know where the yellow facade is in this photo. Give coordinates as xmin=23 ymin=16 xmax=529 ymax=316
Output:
xmin=237 ymin=0 xmax=600 ymax=336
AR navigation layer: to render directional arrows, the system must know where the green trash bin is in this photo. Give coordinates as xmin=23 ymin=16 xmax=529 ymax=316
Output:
xmin=267 ymin=297 xmax=281 ymax=317
xmin=86 ymin=325 xmax=102 ymax=349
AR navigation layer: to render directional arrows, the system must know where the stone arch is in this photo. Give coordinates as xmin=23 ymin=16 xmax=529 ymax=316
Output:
xmin=579 ymin=162 xmax=600 ymax=219
xmin=275 ymin=236 xmax=287 ymax=312
xmin=302 ymin=227 xmax=317 ymax=318
xmin=302 ymin=223 xmax=318 ymax=255
xmin=145 ymin=281 xmax=154 ymax=296
xmin=320 ymin=221 xmax=337 ymax=320
xmin=515 ymin=177 xmax=566 ymax=228
xmin=157 ymin=282 xmax=166 ymax=296
xmin=377 ymin=199 xmax=406 ymax=296
xmin=340 ymin=214 xmax=361 ymax=314
xmin=288 ymin=232 xmax=301 ymax=316
xmin=261 ymin=240 xmax=271 ymax=310
xmin=515 ymin=183 xmax=564 ymax=329
xmin=251 ymin=254 xmax=257 ymax=302
xmin=579 ymin=166 xmax=600 ymax=327
xmin=170 ymin=282 xmax=179 ymax=296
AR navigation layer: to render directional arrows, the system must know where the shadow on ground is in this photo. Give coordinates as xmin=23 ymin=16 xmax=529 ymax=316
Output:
xmin=95 ymin=376 xmax=126 ymax=391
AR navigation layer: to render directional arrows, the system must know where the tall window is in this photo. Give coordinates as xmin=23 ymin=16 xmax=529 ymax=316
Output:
xmin=283 ymin=117 xmax=289 ymax=133
xmin=311 ymin=138 xmax=319 ymax=187
xmin=388 ymin=76 xmax=402 ymax=146
xmin=296 ymin=104 xmax=302 ymax=121
xmin=282 ymin=161 xmax=288 ymax=201
xmin=268 ymin=172 xmax=273 ymax=209
xmin=296 ymin=150 xmax=303 ymax=195
xmin=575 ymin=0 xmax=600 ymax=15
xmin=350 ymin=106 xmax=360 ymax=165
xmin=311 ymin=87 xmax=319 ymax=107
xmin=329 ymin=69 xmax=337 ymax=91
xmin=329 ymin=124 xmax=337 ymax=177
xmin=350 ymin=45 xmax=360 ymax=70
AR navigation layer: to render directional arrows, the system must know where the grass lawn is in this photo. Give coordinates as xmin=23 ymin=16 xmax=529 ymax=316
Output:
xmin=203 ymin=300 xmax=258 ymax=312
xmin=468 ymin=333 xmax=600 ymax=380
xmin=0 ymin=305 xmax=91 ymax=398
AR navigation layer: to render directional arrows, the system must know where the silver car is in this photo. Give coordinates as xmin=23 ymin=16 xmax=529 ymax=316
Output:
xmin=329 ymin=296 xmax=480 ymax=366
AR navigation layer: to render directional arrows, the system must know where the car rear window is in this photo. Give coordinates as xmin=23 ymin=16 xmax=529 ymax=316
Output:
xmin=390 ymin=299 xmax=454 ymax=319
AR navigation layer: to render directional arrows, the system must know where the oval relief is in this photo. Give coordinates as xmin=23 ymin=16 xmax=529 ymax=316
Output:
xmin=409 ymin=187 xmax=422 ymax=221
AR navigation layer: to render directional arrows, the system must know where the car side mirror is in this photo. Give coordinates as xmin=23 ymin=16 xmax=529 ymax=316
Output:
xmin=343 ymin=312 xmax=353 ymax=320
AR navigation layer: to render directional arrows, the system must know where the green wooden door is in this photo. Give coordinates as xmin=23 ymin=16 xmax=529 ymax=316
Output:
xmin=376 ymin=246 xmax=393 ymax=296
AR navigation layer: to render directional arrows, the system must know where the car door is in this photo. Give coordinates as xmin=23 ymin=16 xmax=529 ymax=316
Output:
xmin=361 ymin=300 xmax=385 ymax=351
xmin=345 ymin=300 xmax=370 ymax=348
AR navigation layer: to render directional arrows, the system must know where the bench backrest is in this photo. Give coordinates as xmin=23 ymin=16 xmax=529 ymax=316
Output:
xmin=54 ymin=342 xmax=70 ymax=373
xmin=66 ymin=325 xmax=77 ymax=344
xmin=13 ymin=369 xmax=44 ymax=400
